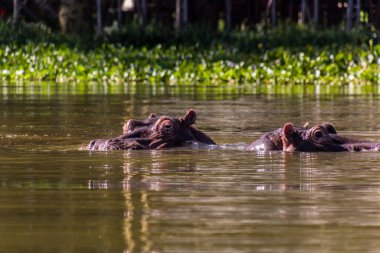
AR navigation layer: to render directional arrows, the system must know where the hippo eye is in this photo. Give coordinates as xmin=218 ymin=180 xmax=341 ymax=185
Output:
xmin=313 ymin=130 xmax=324 ymax=139
xmin=158 ymin=119 xmax=174 ymax=133
xmin=164 ymin=124 xmax=172 ymax=130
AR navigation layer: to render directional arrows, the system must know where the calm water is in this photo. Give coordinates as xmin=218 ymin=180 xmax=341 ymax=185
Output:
xmin=1 ymin=83 xmax=380 ymax=252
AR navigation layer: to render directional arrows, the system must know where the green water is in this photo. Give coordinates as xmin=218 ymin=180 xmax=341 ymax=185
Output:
xmin=1 ymin=83 xmax=380 ymax=252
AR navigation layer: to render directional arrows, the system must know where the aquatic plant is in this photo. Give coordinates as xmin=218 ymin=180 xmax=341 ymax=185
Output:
xmin=0 ymin=22 xmax=379 ymax=85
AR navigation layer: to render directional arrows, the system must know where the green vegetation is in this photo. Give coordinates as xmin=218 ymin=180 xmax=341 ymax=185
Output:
xmin=1 ymin=22 xmax=380 ymax=85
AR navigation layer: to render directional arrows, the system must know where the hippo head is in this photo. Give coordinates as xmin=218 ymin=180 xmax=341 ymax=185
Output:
xmin=279 ymin=123 xmax=380 ymax=152
xmin=122 ymin=113 xmax=159 ymax=134
xmin=247 ymin=122 xmax=338 ymax=151
xmin=246 ymin=122 xmax=366 ymax=152
xmin=86 ymin=109 xmax=216 ymax=151
xmin=281 ymin=123 xmax=348 ymax=152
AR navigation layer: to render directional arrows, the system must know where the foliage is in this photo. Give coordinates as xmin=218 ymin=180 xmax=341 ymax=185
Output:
xmin=0 ymin=21 xmax=380 ymax=85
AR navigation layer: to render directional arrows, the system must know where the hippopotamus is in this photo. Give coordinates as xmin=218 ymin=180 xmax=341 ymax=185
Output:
xmin=248 ymin=122 xmax=380 ymax=152
xmin=86 ymin=109 xmax=216 ymax=151
xmin=122 ymin=112 xmax=159 ymax=134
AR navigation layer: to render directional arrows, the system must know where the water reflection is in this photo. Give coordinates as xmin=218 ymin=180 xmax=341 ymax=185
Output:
xmin=1 ymin=82 xmax=380 ymax=96
xmin=2 ymin=85 xmax=380 ymax=252
xmin=82 ymin=148 xmax=380 ymax=252
xmin=123 ymin=152 xmax=151 ymax=253
xmin=121 ymin=150 xmax=206 ymax=252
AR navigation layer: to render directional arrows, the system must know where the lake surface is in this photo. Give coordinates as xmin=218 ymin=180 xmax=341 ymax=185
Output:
xmin=1 ymin=83 xmax=380 ymax=252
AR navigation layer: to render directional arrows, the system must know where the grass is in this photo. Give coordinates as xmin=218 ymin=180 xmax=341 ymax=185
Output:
xmin=0 ymin=21 xmax=380 ymax=85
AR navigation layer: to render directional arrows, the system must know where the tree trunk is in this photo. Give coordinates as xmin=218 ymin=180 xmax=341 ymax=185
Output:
xmin=271 ymin=0 xmax=276 ymax=26
xmin=183 ymin=0 xmax=188 ymax=27
xmin=356 ymin=0 xmax=361 ymax=26
xmin=175 ymin=0 xmax=181 ymax=32
xmin=13 ymin=0 xmax=20 ymax=25
xmin=346 ymin=0 xmax=353 ymax=30
xmin=225 ymin=0 xmax=232 ymax=31
xmin=175 ymin=0 xmax=188 ymax=31
xmin=96 ymin=0 xmax=102 ymax=35
xmin=300 ymin=0 xmax=306 ymax=25
xmin=376 ymin=1 xmax=380 ymax=30
xmin=313 ymin=0 xmax=319 ymax=25
xmin=117 ymin=0 xmax=122 ymax=26
xmin=134 ymin=0 xmax=147 ymax=27
xmin=59 ymin=0 xmax=93 ymax=36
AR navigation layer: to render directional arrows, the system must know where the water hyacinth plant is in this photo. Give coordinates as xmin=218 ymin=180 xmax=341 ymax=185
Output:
xmin=1 ymin=22 xmax=380 ymax=85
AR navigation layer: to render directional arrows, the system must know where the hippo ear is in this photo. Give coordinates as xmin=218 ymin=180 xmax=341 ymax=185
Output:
xmin=181 ymin=109 xmax=196 ymax=126
xmin=123 ymin=120 xmax=134 ymax=134
xmin=282 ymin=123 xmax=296 ymax=151
xmin=149 ymin=113 xmax=157 ymax=119
xmin=283 ymin=123 xmax=295 ymax=139
xmin=322 ymin=123 xmax=337 ymax=134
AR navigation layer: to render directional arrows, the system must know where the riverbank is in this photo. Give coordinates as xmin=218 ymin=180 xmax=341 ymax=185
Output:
xmin=1 ymin=22 xmax=379 ymax=85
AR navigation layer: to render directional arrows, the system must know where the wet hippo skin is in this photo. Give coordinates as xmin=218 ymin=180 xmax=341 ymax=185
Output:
xmin=248 ymin=123 xmax=380 ymax=152
xmin=86 ymin=109 xmax=216 ymax=151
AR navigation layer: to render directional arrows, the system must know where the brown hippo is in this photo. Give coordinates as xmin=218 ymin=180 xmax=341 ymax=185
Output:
xmin=248 ymin=123 xmax=380 ymax=152
xmin=247 ymin=123 xmax=337 ymax=151
xmin=86 ymin=109 xmax=216 ymax=151
xmin=122 ymin=112 xmax=159 ymax=134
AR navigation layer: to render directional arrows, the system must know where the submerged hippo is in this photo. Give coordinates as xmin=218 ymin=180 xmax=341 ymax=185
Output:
xmin=122 ymin=112 xmax=159 ymax=134
xmin=248 ymin=123 xmax=380 ymax=152
xmin=86 ymin=109 xmax=216 ymax=151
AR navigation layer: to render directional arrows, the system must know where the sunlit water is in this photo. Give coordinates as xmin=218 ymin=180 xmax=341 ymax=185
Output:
xmin=1 ymin=83 xmax=380 ymax=252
